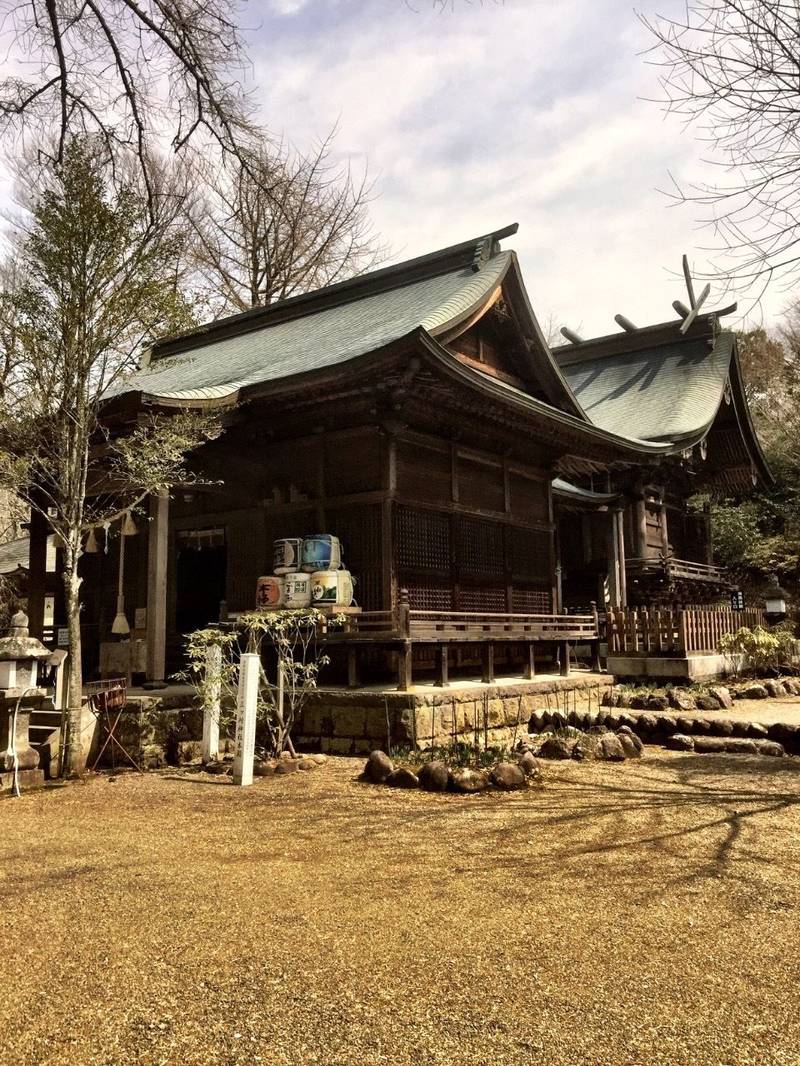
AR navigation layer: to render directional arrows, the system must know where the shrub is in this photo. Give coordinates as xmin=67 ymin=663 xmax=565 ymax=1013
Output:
xmin=718 ymin=624 xmax=796 ymax=675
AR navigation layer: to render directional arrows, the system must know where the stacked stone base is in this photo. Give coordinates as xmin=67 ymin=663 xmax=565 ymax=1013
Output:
xmin=295 ymin=676 xmax=614 ymax=756
xmin=0 ymin=768 xmax=45 ymax=793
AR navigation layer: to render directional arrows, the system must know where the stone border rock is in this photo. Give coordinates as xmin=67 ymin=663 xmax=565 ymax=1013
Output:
xmin=665 ymin=735 xmax=785 ymax=757
xmin=203 ymin=753 xmax=328 ymax=778
xmin=363 ymin=750 xmax=534 ymax=794
xmin=533 ymin=706 xmax=800 ymax=754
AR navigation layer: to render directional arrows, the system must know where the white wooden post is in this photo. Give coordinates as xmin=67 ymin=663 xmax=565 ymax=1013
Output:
xmin=202 ymin=644 xmax=221 ymax=763
xmin=233 ymin=652 xmax=259 ymax=786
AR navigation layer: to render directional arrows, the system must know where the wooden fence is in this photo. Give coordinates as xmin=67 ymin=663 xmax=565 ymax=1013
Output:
xmin=607 ymin=606 xmax=765 ymax=656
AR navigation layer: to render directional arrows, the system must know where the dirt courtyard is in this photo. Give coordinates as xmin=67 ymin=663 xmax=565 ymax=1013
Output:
xmin=3 ymin=754 xmax=800 ymax=1066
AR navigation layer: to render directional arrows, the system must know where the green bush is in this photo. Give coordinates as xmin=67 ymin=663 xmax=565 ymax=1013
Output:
xmin=717 ymin=624 xmax=796 ymax=674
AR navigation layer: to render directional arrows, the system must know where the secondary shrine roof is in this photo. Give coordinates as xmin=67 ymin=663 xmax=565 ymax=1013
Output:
xmin=554 ymin=332 xmax=735 ymax=446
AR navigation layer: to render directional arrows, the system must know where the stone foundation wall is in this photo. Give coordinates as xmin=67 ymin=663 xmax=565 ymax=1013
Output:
xmin=102 ymin=677 xmax=614 ymax=764
xmin=295 ymin=677 xmax=614 ymax=756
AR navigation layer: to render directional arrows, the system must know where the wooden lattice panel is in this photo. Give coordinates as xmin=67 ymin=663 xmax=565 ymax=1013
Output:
xmin=458 ymin=585 xmax=507 ymax=612
xmin=456 ymin=516 xmax=505 ymax=578
xmin=395 ymin=506 xmax=451 ymax=572
xmin=512 ymin=586 xmax=552 ymax=613
xmin=407 ymin=583 xmax=453 ymax=610
xmin=326 ymin=504 xmax=383 ymax=609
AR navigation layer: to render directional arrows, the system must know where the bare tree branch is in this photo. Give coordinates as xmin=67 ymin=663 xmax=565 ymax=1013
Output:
xmin=187 ymin=131 xmax=385 ymax=314
xmin=642 ymin=0 xmax=800 ymax=294
xmin=0 ymin=0 xmax=258 ymax=198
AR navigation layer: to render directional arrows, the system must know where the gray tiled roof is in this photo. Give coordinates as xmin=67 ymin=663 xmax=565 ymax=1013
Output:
xmin=113 ymin=253 xmax=512 ymax=403
xmin=559 ymin=332 xmax=734 ymax=445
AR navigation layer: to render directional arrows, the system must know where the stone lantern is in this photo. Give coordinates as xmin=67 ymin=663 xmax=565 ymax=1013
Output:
xmin=765 ymin=575 xmax=789 ymax=623
xmin=0 ymin=611 xmax=54 ymax=791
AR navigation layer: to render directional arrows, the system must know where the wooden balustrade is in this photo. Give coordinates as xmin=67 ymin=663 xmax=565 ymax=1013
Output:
xmin=607 ymin=606 xmax=765 ymax=655
xmin=626 ymin=556 xmax=729 ymax=585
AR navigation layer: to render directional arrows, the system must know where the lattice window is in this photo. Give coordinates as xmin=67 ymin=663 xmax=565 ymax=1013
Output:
xmin=458 ymin=585 xmax=506 ymax=612
xmin=395 ymin=506 xmax=451 ymax=571
xmin=407 ymin=583 xmax=453 ymax=610
xmin=509 ymin=527 xmax=551 ymax=581
xmin=456 ymin=517 xmax=505 ymax=577
xmin=512 ymin=586 xmax=552 ymax=613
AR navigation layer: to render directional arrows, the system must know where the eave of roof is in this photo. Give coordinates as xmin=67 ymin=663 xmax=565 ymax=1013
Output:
xmin=552 ymin=478 xmax=620 ymax=504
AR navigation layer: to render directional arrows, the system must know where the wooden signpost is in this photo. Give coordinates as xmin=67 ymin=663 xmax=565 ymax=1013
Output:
xmin=202 ymin=644 xmax=221 ymax=763
xmin=233 ymin=652 xmax=259 ymax=786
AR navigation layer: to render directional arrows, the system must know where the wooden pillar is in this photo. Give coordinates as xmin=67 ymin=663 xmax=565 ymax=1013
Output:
xmin=397 ymin=643 xmax=412 ymax=692
xmin=27 ymin=504 xmax=49 ymax=640
xmin=524 ymin=643 xmax=536 ymax=680
xmin=659 ymin=502 xmax=670 ymax=558
xmin=146 ymin=491 xmax=169 ymax=683
xmin=635 ymin=495 xmax=648 ymax=558
xmin=435 ymin=644 xmax=449 ymax=687
xmin=347 ymin=645 xmax=359 ymax=690
xmin=560 ymin=641 xmax=571 ymax=676
xmin=382 ymin=433 xmax=397 ymax=612
xmin=606 ymin=509 xmax=621 ymax=609
xmin=481 ymin=643 xmax=495 ymax=684
xmin=616 ymin=508 xmax=627 ymax=608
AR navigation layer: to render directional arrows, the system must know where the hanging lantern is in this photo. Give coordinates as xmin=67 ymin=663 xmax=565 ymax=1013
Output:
xmin=85 ymin=527 xmax=99 ymax=553
xmin=121 ymin=511 xmax=138 ymax=536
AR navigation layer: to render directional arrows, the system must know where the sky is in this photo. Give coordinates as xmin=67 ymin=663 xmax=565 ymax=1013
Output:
xmin=244 ymin=0 xmax=783 ymax=337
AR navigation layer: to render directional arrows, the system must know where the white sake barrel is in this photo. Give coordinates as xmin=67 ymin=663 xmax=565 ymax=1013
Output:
xmin=283 ymin=572 xmax=312 ymax=608
xmin=311 ymin=570 xmax=353 ymax=607
xmin=273 ymin=537 xmax=303 ymax=574
xmin=255 ymin=575 xmax=284 ymax=609
xmin=302 ymin=535 xmax=342 ymax=573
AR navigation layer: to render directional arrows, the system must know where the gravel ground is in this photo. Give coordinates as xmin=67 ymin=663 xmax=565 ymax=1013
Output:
xmin=3 ymin=754 xmax=800 ymax=1066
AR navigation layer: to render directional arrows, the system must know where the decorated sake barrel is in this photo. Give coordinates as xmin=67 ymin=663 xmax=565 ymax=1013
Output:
xmin=273 ymin=537 xmax=303 ymax=575
xmin=311 ymin=570 xmax=353 ymax=607
xmin=283 ymin=572 xmax=312 ymax=608
xmin=301 ymin=534 xmax=342 ymax=573
xmin=256 ymin=575 xmax=285 ymax=609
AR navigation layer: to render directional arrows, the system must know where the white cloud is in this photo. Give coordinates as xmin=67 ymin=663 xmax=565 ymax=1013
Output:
xmin=249 ymin=0 xmax=782 ymax=332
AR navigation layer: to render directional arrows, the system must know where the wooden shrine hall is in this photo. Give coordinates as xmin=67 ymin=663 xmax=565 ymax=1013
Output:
xmin=25 ymin=224 xmax=771 ymax=688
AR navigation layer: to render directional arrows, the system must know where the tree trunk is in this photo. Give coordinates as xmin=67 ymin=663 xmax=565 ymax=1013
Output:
xmin=62 ymin=553 xmax=85 ymax=776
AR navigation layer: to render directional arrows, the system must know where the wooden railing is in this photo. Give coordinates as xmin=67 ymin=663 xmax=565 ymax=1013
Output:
xmin=607 ymin=606 xmax=765 ymax=655
xmin=408 ymin=610 xmax=598 ymax=641
xmin=325 ymin=593 xmax=602 ymax=690
xmin=626 ymin=556 xmax=729 ymax=585
xmin=326 ymin=604 xmax=599 ymax=643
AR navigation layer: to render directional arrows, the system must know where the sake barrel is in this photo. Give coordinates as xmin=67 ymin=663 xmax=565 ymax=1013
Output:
xmin=255 ymin=575 xmax=284 ymax=609
xmin=283 ymin=572 xmax=312 ymax=608
xmin=311 ymin=570 xmax=353 ymax=607
xmin=301 ymin=534 xmax=342 ymax=573
xmin=273 ymin=537 xmax=303 ymax=575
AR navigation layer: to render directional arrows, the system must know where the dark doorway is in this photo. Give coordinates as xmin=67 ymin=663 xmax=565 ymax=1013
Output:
xmin=175 ymin=528 xmax=227 ymax=634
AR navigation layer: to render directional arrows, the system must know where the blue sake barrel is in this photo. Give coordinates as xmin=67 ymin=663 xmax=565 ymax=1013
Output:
xmin=301 ymin=535 xmax=342 ymax=573
xmin=273 ymin=537 xmax=303 ymax=574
